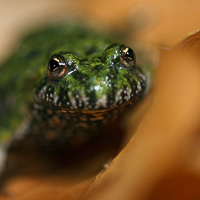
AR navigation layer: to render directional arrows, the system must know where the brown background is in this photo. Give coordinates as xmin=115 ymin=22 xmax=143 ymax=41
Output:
xmin=0 ymin=0 xmax=200 ymax=199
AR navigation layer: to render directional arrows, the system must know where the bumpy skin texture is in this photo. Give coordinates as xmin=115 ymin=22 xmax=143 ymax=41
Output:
xmin=0 ymin=23 xmax=146 ymax=147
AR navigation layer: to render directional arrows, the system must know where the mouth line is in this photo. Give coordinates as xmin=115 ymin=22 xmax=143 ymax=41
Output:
xmin=54 ymin=98 xmax=135 ymax=114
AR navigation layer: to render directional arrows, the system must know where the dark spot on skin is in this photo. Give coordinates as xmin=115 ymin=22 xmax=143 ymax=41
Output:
xmin=58 ymin=86 xmax=71 ymax=107
xmin=106 ymin=68 xmax=118 ymax=107
xmin=85 ymin=86 xmax=96 ymax=109
xmin=124 ymin=74 xmax=137 ymax=97
xmin=72 ymin=71 xmax=90 ymax=84
xmin=94 ymin=65 xmax=102 ymax=71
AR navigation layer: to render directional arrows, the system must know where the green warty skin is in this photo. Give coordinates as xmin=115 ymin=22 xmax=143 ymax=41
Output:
xmin=0 ymin=23 xmax=147 ymax=156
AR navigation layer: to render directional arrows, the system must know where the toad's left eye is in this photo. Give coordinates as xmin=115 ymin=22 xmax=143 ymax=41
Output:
xmin=120 ymin=45 xmax=136 ymax=68
xmin=47 ymin=56 xmax=67 ymax=81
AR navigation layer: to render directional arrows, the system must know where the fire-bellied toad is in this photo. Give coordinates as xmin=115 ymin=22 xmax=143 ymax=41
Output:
xmin=0 ymin=23 xmax=148 ymax=173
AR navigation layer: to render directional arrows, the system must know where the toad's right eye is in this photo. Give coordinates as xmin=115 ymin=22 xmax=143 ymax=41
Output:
xmin=49 ymin=59 xmax=60 ymax=72
xmin=47 ymin=56 xmax=67 ymax=81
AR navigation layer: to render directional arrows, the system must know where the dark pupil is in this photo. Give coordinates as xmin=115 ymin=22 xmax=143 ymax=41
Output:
xmin=49 ymin=59 xmax=59 ymax=71
xmin=126 ymin=48 xmax=134 ymax=59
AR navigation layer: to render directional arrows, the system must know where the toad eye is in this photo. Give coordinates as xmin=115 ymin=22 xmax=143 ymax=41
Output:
xmin=124 ymin=48 xmax=134 ymax=59
xmin=120 ymin=45 xmax=136 ymax=68
xmin=47 ymin=56 xmax=67 ymax=80
xmin=49 ymin=59 xmax=60 ymax=72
